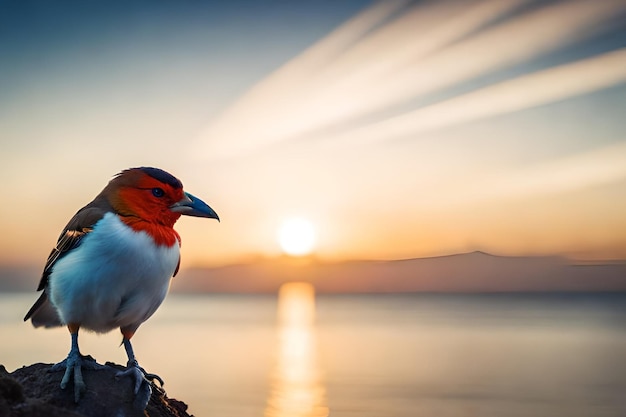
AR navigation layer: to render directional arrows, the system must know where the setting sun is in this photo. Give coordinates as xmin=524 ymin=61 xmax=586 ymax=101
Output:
xmin=278 ymin=218 xmax=316 ymax=256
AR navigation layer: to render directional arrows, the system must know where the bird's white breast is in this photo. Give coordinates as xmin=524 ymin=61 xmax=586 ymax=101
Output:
xmin=48 ymin=212 xmax=180 ymax=333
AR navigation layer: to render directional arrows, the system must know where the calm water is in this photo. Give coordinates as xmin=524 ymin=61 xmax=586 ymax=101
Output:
xmin=1 ymin=289 xmax=626 ymax=417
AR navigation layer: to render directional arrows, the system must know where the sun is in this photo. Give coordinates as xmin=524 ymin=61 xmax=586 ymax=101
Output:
xmin=278 ymin=218 xmax=316 ymax=256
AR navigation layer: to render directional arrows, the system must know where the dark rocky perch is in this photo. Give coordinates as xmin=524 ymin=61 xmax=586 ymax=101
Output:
xmin=0 ymin=363 xmax=193 ymax=417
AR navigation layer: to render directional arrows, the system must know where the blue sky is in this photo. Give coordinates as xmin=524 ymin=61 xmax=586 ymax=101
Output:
xmin=1 ymin=1 xmax=368 ymax=114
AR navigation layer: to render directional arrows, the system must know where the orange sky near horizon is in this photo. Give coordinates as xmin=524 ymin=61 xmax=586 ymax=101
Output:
xmin=1 ymin=0 xmax=626 ymax=269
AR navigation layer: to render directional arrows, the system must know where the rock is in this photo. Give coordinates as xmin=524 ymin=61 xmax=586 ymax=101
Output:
xmin=0 ymin=363 xmax=193 ymax=417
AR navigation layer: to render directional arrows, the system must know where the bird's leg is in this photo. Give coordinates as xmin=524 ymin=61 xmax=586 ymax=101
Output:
xmin=49 ymin=324 xmax=104 ymax=402
xmin=115 ymin=330 xmax=163 ymax=410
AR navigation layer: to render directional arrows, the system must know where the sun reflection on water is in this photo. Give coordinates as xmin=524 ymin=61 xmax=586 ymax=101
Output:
xmin=265 ymin=282 xmax=329 ymax=417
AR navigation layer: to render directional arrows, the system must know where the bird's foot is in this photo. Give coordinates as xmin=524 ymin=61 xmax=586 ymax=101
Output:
xmin=50 ymin=352 xmax=105 ymax=402
xmin=115 ymin=359 xmax=163 ymax=410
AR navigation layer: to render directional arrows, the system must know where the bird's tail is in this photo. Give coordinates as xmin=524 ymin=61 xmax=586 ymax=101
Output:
xmin=24 ymin=291 xmax=63 ymax=328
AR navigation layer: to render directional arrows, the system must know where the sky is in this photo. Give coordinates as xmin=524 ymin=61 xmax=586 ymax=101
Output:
xmin=1 ymin=0 xmax=626 ymax=269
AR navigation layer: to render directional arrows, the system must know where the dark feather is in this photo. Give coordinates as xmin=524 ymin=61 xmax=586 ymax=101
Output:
xmin=173 ymin=256 xmax=181 ymax=277
xmin=139 ymin=167 xmax=183 ymax=189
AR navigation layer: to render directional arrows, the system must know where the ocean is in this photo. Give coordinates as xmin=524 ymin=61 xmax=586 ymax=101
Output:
xmin=1 ymin=288 xmax=625 ymax=417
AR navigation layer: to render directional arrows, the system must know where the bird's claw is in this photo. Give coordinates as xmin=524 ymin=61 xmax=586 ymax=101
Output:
xmin=115 ymin=361 xmax=162 ymax=410
xmin=50 ymin=353 xmax=104 ymax=403
xmin=144 ymin=372 xmax=164 ymax=387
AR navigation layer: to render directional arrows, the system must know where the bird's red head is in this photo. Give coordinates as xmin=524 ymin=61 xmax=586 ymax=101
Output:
xmin=108 ymin=167 xmax=185 ymax=227
xmin=102 ymin=167 xmax=219 ymax=246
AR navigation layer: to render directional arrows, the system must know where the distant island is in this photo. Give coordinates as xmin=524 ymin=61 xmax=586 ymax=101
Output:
xmin=170 ymin=251 xmax=626 ymax=293
xmin=2 ymin=252 xmax=625 ymax=294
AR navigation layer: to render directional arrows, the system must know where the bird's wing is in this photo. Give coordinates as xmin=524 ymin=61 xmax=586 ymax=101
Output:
xmin=24 ymin=204 xmax=110 ymax=324
xmin=38 ymin=229 xmax=90 ymax=289
xmin=36 ymin=206 xmax=108 ymax=291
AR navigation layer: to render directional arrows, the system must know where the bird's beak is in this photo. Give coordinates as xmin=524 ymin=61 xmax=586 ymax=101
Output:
xmin=170 ymin=192 xmax=220 ymax=221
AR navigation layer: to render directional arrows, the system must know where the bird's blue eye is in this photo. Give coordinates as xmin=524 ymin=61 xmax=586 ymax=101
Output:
xmin=152 ymin=188 xmax=165 ymax=198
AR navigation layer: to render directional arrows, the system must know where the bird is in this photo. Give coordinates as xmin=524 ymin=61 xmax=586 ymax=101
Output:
xmin=24 ymin=167 xmax=219 ymax=408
